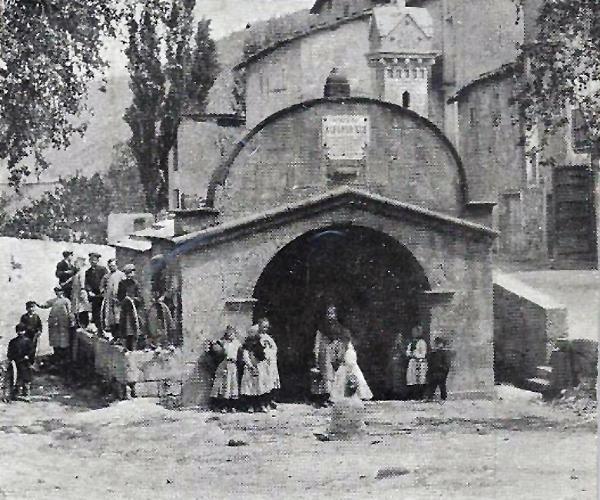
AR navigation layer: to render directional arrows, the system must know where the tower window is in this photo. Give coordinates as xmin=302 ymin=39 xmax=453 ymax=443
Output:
xmin=402 ymin=91 xmax=410 ymax=108
xmin=387 ymin=68 xmax=394 ymax=78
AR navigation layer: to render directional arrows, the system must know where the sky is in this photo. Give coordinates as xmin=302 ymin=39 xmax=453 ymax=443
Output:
xmin=105 ymin=0 xmax=315 ymax=77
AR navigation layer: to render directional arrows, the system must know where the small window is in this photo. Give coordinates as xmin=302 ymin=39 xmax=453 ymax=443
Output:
xmin=402 ymin=91 xmax=410 ymax=108
xmin=387 ymin=68 xmax=394 ymax=78
xmin=396 ymin=68 xmax=402 ymax=78
xmin=343 ymin=4 xmax=349 ymax=16
xmin=571 ymin=108 xmax=590 ymax=152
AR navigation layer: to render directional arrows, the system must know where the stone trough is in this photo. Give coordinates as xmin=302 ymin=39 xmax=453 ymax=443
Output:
xmin=72 ymin=329 xmax=185 ymax=399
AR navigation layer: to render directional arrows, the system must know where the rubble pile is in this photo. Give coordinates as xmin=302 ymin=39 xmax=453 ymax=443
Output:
xmin=553 ymin=379 xmax=597 ymax=420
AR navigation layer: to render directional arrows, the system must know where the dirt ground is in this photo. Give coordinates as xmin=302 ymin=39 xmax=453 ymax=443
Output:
xmin=0 ymin=375 xmax=596 ymax=500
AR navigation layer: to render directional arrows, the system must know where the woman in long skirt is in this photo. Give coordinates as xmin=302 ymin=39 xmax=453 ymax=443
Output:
xmin=210 ymin=326 xmax=241 ymax=412
xmin=406 ymin=325 xmax=428 ymax=400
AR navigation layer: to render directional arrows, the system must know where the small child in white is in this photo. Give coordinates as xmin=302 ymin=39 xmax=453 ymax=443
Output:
xmin=330 ymin=338 xmax=373 ymax=403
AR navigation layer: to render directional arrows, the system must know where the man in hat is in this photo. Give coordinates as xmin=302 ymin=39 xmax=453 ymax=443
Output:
xmin=55 ymin=250 xmax=76 ymax=299
xmin=117 ymin=264 xmax=144 ymax=350
xmin=85 ymin=252 xmax=108 ymax=332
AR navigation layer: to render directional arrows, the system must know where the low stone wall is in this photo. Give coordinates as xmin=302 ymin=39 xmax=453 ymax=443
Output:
xmin=493 ymin=273 xmax=568 ymax=385
xmin=72 ymin=329 xmax=185 ymax=399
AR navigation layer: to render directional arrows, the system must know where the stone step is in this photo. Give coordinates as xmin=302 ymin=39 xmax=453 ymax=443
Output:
xmin=525 ymin=377 xmax=551 ymax=393
xmin=536 ymin=365 xmax=553 ymax=378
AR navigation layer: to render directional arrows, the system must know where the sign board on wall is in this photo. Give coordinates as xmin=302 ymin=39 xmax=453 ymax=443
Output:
xmin=322 ymin=115 xmax=370 ymax=160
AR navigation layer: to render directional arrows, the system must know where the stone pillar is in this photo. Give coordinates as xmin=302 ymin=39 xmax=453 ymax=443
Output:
xmin=421 ymin=289 xmax=456 ymax=344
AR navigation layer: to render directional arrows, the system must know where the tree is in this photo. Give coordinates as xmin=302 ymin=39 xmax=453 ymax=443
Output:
xmin=124 ymin=0 xmax=219 ymax=214
xmin=0 ymin=0 xmax=121 ymax=186
xmin=0 ymin=174 xmax=112 ymax=244
xmin=514 ymin=0 xmax=599 ymax=150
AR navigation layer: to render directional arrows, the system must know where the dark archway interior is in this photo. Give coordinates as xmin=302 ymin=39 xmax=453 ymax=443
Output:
xmin=253 ymin=225 xmax=430 ymax=401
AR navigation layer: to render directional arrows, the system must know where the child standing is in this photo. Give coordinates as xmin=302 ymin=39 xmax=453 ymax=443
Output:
xmin=20 ymin=301 xmax=42 ymax=363
xmin=209 ymin=326 xmax=242 ymax=412
xmin=426 ymin=337 xmax=452 ymax=401
xmin=7 ymin=323 xmax=34 ymax=401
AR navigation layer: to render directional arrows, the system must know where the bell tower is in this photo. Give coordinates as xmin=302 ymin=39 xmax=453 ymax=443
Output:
xmin=367 ymin=0 xmax=437 ymax=117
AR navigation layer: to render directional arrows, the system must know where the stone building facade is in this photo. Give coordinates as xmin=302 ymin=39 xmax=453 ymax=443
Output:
xmin=114 ymin=0 xmax=595 ymax=405
xmin=118 ymin=94 xmax=496 ymax=404
xmin=170 ymin=0 xmax=596 ymax=267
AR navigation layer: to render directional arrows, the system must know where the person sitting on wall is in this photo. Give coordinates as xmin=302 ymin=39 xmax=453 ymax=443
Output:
xmin=36 ymin=287 xmax=75 ymax=371
xmin=209 ymin=325 xmax=242 ymax=412
xmin=426 ymin=336 xmax=452 ymax=402
xmin=257 ymin=317 xmax=280 ymax=410
xmin=117 ymin=264 xmax=144 ymax=351
xmin=6 ymin=323 xmax=34 ymax=401
xmin=20 ymin=301 xmax=42 ymax=366
xmin=101 ymin=258 xmax=125 ymax=338
xmin=240 ymin=325 xmax=268 ymax=412
xmin=71 ymin=256 xmax=91 ymax=329
xmin=406 ymin=325 xmax=428 ymax=400
xmin=311 ymin=304 xmax=348 ymax=408
xmin=55 ymin=250 xmax=76 ymax=300
xmin=85 ymin=252 xmax=108 ymax=332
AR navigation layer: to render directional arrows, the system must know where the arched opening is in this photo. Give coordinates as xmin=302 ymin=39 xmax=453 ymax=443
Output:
xmin=402 ymin=91 xmax=410 ymax=108
xmin=253 ymin=225 xmax=430 ymax=401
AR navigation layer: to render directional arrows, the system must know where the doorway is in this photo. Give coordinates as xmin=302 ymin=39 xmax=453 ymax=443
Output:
xmin=252 ymin=224 xmax=430 ymax=401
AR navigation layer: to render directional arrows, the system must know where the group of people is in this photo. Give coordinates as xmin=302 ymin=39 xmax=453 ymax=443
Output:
xmin=54 ymin=250 xmax=143 ymax=350
xmin=395 ymin=325 xmax=452 ymax=401
xmin=208 ymin=305 xmax=377 ymax=413
xmin=208 ymin=318 xmax=280 ymax=413
xmin=4 ymin=250 xmax=144 ymax=401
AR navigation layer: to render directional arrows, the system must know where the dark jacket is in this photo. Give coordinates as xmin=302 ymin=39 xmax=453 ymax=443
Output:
xmin=20 ymin=313 xmax=42 ymax=339
xmin=55 ymin=259 xmax=76 ymax=292
xmin=8 ymin=335 xmax=33 ymax=364
xmin=427 ymin=348 xmax=451 ymax=378
xmin=85 ymin=265 xmax=108 ymax=296
xmin=117 ymin=278 xmax=143 ymax=306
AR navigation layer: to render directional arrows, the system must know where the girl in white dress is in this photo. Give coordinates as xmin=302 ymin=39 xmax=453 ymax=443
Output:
xmin=331 ymin=341 xmax=373 ymax=402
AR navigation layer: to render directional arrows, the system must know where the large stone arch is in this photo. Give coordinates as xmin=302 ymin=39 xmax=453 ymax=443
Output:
xmin=251 ymin=223 xmax=431 ymax=400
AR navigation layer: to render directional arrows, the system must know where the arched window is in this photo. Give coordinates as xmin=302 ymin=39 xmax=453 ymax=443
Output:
xmin=402 ymin=91 xmax=410 ymax=108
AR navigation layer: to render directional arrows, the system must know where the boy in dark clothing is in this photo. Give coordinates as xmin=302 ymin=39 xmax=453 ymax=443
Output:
xmin=7 ymin=323 xmax=34 ymax=401
xmin=20 ymin=301 xmax=42 ymax=362
xmin=426 ymin=337 xmax=452 ymax=401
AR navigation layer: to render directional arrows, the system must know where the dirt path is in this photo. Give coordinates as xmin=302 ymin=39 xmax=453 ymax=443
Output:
xmin=0 ymin=378 xmax=595 ymax=499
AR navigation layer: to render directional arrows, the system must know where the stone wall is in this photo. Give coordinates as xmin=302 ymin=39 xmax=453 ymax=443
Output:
xmin=0 ymin=237 xmax=114 ymax=361
xmin=213 ymin=99 xmax=466 ymax=221
xmin=493 ymin=273 xmax=568 ymax=385
xmin=177 ymin=203 xmax=494 ymax=406
xmin=244 ymin=17 xmax=373 ymax=129
xmin=72 ymin=329 xmax=185 ymax=398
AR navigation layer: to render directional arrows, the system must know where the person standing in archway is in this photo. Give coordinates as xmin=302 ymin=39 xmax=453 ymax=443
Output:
xmin=257 ymin=317 xmax=280 ymax=410
xmin=311 ymin=304 xmax=348 ymax=407
xmin=406 ymin=325 xmax=428 ymax=400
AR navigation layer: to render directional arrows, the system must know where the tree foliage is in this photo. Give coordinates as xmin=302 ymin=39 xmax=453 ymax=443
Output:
xmin=0 ymin=0 xmax=121 ymax=186
xmin=124 ymin=0 xmax=219 ymax=214
xmin=514 ymin=0 xmax=599 ymax=148
xmin=0 ymin=174 xmax=112 ymax=243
